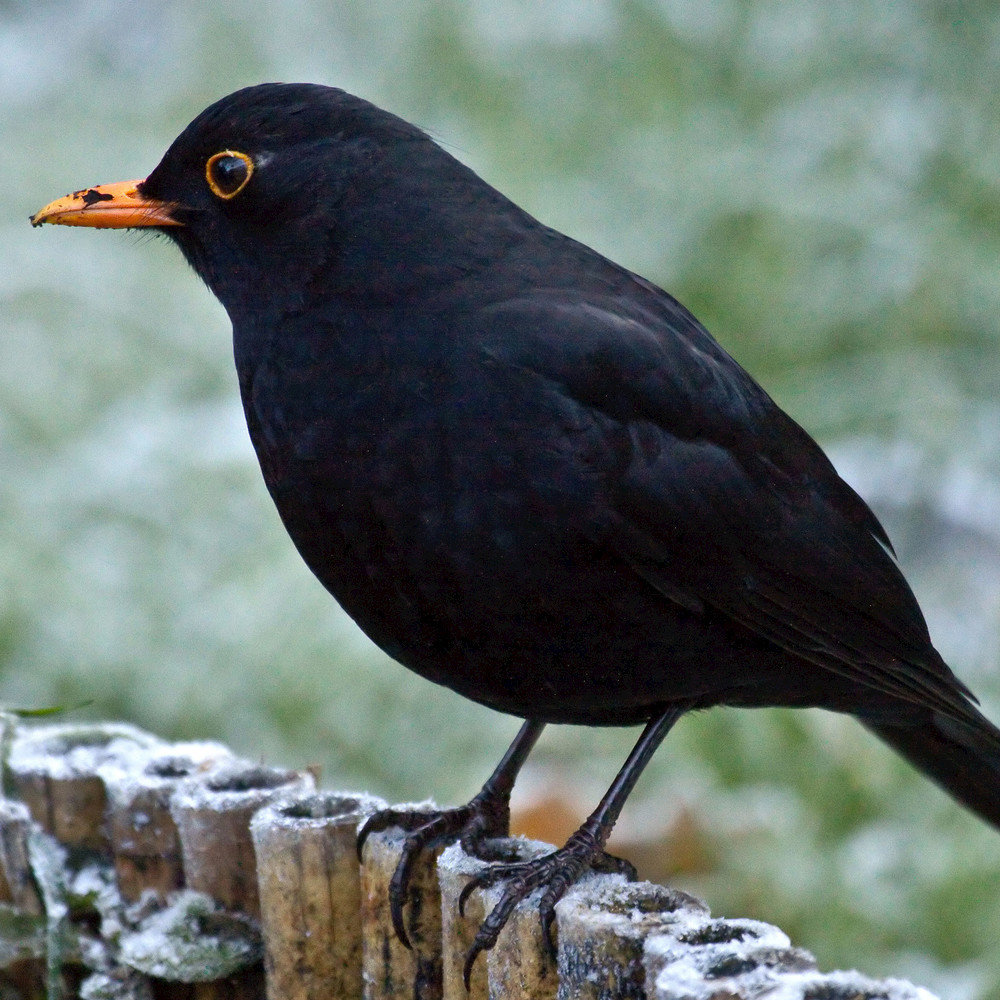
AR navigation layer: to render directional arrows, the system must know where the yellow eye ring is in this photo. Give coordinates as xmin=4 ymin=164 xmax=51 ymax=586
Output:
xmin=205 ymin=150 xmax=254 ymax=200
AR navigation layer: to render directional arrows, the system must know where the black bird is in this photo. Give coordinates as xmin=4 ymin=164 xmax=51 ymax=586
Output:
xmin=32 ymin=83 xmax=1000 ymax=978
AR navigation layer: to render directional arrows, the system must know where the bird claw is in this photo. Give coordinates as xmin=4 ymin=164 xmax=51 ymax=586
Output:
xmin=357 ymin=805 xmax=445 ymax=859
xmin=357 ymin=789 xmax=513 ymax=951
xmin=357 ymin=760 xmax=636 ymax=982
xmin=590 ymin=850 xmax=637 ymax=880
xmin=459 ymin=826 xmax=628 ymax=988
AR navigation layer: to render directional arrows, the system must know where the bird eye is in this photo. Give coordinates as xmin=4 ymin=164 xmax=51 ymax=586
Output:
xmin=205 ymin=150 xmax=254 ymax=200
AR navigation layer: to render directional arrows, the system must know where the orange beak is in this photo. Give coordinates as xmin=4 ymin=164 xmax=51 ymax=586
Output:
xmin=30 ymin=179 xmax=183 ymax=229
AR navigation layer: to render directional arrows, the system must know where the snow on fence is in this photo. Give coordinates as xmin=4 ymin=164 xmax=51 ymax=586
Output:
xmin=0 ymin=720 xmax=938 ymax=999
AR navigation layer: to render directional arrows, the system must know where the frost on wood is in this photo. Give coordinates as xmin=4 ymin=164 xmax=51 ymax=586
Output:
xmin=643 ymin=909 xmax=939 ymax=1000
xmin=251 ymin=790 xmax=386 ymax=1000
xmin=117 ymin=889 xmax=261 ymax=982
xmin=359 ymin=803 xmax=446 ymax=1000
xmin=7 ymin=724 xmax=164 ymax=784
xmin=170 ymin=757 xmax=315 ymax=918
xmin=556 ymin=875 xmax=712 ymax=999
xmin=438 ymin=837 xmax=557 ymax=999
xmin=0 ymin=721 xmax=948 ymax=999
xmin=0 ymin=723 xmax=270 ymax=997
xmin=100 ymin=739 xmax=235 ymax=902
xmin=9 ymin=723 xmax=163 ymax=853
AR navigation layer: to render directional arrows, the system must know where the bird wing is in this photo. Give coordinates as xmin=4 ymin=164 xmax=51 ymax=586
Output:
xmin=474 ymin=281 xmax=975 ymax=719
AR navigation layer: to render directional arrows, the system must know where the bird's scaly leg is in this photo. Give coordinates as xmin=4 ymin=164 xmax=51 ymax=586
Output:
xmin=357 ymin=719 xmax=545 ymax=947
xmin=457 ymin=705 xmax=687 ymax=987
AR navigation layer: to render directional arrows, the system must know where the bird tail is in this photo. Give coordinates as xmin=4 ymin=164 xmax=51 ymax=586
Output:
xmin=863 ymin=708 xmax=1000 ymax=829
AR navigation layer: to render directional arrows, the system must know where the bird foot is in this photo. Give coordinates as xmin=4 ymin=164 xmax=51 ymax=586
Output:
xmin=357 ymin=787 xmax=512 ymax=948
xmin=457 ymin=827 xmax=636 ymax=988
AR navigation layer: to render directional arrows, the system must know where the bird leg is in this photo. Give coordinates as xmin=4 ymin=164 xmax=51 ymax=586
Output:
xmin=456 ymin=705 xmax=687 ymax=987
xmin=357 ymin=719 xmax=545 ymax=948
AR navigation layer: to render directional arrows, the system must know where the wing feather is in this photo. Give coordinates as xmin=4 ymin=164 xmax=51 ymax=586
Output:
xmin=476 ymin=286 xmax=976 ymax=721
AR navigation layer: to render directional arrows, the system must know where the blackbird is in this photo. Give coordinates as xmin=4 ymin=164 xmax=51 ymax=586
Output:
xmin=32 ymin=83 xmax=1000 ymax=977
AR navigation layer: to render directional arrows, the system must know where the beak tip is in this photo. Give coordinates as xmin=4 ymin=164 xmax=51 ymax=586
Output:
xmin=27 ymin=180 xmax=182 ymax=230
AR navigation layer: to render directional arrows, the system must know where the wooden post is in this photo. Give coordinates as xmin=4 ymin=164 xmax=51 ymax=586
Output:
xmin=437 ymin=839 xmax=557 ymax=1000
xmin=359 ymin=808 xmax=444 ymax=1000
xmin=643 ymin=916 xmax=824 ymax=1000
xmin=170 ymin=760 xmax=314 ymax=919
xmin=7 ymin=722 xmax=162 ymax=853
xmin=481 ymin=875 xmax=559 ymax=1000
xmin=251 ymin=790 xmax=386 ymax=1000
xmin=0 ymin=798 xmax=45 ymax=999
xmin=438 ymin=844 xmax=490 ymax=1000
xmin=555 ymin=875 xmax=710 ymax=999
xmin=0 ymin=798 xmax=43 ymax=914
xmin=102 ymin=740 xmax=233 ymax=902
xmin=0 ymin=723 xmax=945 ymax=1000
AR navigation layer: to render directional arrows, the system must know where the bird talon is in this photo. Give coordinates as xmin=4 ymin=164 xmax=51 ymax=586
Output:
xmin=458 ymin=862 xmax=510 ymax=915
xmin=539 ymin=879 xmax=565 ymax=915
xmin=357 ymin=806 xmax=437 ymax=860
xmin=456 ymin=849 xmax=577 ymax=975
xmin=540 ymin=906 xmax=558 ymax=960
xmin=352 ymin=766 xmax=538 ymax=949
xmin=458 ymin=877 xmax=477 ymax=917
xmin=390 ymin=902 xmax=412 ymax=951
xmin=356 ymin=811 xmax=389 ymax=859
xmin=382 ymin=813 xmax=466 ymax=950
xmin=590 ymin=849 xmax=637 ymax=880
xmin=462 ymin=937 xmax=487 ymax=991
xmin=388 ymin=851 xmax=416 ymax=949
xmin=462 ymin=895 xmax=512 ymax=988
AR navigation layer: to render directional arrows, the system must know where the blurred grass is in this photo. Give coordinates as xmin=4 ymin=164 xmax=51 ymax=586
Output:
xmin=5 ymin=1 xmax=1000 ymax=996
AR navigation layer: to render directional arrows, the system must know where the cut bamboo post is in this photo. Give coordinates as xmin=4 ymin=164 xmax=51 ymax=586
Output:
xmin=7 ymin=723 xmax=163 ymax=853
xmin=359 ymin=806 xmax=444 ymax=1000
xmin=170 ymin=760 xmax=314 ymax=919
xmin=642 ymin=913 xmax=814 ymax=990
xmin=102 ymin=741 xmax=233 ymax=902
xmin=481 ymin=876 xmax=559 ymax=1000
xmin=437 ymin=839 xmax=557 ymax=1000
xmin=251 ymin=790 xmax=386 ymax=1000
xmin=555 ymin=874 xmax=710 ymax=999
xmin=0 ymin=798 xmax=45 ymax=1000
xmin=0 ymin=722 xmax=944 ymax=1000
xmin=438 ymin=844 xmax=490 ymax=1000
xmin=0 ymin=798 xmax=43 ymax=914
xmin=642 ymin=917 xmax=930 ymax=1000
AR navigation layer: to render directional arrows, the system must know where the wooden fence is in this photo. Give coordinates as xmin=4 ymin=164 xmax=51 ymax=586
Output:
xmin=0 ymin=720 xmax=938 ymax=999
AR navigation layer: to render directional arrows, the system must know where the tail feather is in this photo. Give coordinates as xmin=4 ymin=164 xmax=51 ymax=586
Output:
xmin=864 ymin=708 xmax=1000 ymax=829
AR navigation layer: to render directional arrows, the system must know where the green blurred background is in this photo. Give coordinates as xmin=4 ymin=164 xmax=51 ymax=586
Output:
xmin=6 ymin=1 xmax=1000 ymax=996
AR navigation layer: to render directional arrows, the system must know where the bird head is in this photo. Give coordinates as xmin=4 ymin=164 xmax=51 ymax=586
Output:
xmin=31 ymin=82 xmax=500 ymax=322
